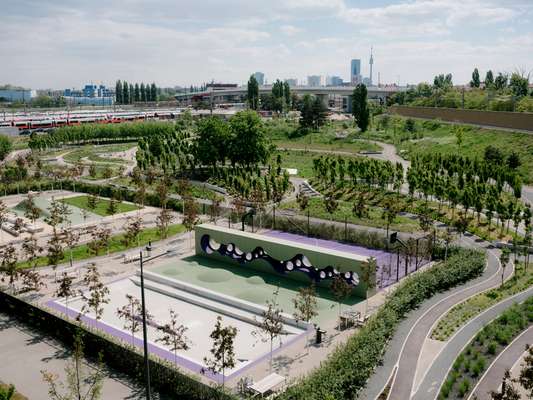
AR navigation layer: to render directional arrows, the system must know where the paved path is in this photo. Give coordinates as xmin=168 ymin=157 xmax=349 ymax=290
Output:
xmin=413 ymin=287 xmax=533 ymax=400
xmin=0 ymin=312 xmax=143 ymax=400
xmin=468 ymin=325 xmax=533 ymax=399
xmin=358 ymin=234 xmax=506 ymax=400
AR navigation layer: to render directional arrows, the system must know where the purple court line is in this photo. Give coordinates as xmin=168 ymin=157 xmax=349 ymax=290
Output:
xmin=45 ymin=298 xmax=309 ymax=383
xmin=262 ymin=230 xmax=430 ymax=290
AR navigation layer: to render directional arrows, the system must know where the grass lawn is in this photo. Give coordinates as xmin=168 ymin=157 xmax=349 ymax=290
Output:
xmin=439 ymin=298 xmax=533 ymax=399
xmin=279 ymin=196 xmax=421 ymax=233
xmin=431 ymin=263 xmax=532 ymax=341
xmin=61 ymin=195 xmax=139 ymax=216
xmin=18 ymin=224 xmax=185 ymax=269
xmin=62 ymin=144 xmax=134 ymax=164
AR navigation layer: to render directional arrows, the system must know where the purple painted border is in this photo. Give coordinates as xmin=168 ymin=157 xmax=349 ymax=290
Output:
xmin=45 ymin=298 xmax=309 ymax=383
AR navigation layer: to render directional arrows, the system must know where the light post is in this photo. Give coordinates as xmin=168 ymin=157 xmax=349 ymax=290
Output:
xmin=139 ymin=249 xmax=151 ymax=400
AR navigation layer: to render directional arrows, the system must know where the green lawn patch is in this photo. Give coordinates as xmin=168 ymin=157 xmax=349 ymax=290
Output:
xmin=18 ymin=224 xmax=185 ymax=269
xmin=61 ymin=195 xmax=139 ymax=216
xmin=432 ymin=263 xmax=533 ymax=341
xmin=439 ymin=297 xmax=533 ymax=399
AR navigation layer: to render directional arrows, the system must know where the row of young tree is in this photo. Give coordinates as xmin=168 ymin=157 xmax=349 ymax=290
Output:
xmin=29 ymin=121 xmax=175 ymax=151
xmin=115 ymin=80 xmax=158 ymax=104
xmin=313 ymin=156 xmax=404 ymax=193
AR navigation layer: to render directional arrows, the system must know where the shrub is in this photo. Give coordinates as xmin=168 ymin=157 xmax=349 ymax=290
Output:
xmin=487 ymin=341 xmax=497 ymax=355
xmin=458 ymin=379 xmax=470 ymax=397
xmin=278 ymin=249 xmax=485 ymax=400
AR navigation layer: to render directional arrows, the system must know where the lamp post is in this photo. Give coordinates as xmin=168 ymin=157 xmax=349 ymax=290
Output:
xmin=139 ymin=249 xmax=151 ymax=400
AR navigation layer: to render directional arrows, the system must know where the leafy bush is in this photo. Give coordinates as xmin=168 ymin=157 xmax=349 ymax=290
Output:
xmin=277 ymin=249 xmax=485 ymax=400
xmin=458 ymin=379 xmax=470 ymax=397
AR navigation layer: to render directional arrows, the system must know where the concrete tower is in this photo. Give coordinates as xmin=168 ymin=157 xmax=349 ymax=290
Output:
xmin=369 ymin=46 xmax=374 ymax=86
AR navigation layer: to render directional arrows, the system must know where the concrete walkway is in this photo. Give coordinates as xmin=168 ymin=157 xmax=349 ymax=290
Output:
xmin=468 ymin=325 xmax=533 ymax=399
xmin=357 ymin=234 xmax=505 ymax=400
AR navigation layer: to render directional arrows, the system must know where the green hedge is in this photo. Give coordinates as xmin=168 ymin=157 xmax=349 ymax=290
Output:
xmin=0 ymin=291 xmax=234 ymax=400
xmin=277 ymin=248 xmax=486 ymax=400
xmin=0 ymin=179 xmax=184 ymax=213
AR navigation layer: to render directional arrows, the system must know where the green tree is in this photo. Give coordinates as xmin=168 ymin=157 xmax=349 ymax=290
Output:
xmin=495 ymin=73 xmax=508 ymax=91
xmin=134 ymin=83 xmax=140 ymax=102
xmin=247 ymin=75 xmax=259 ymax=110
xmin=56 ymin=272 xmax=75 ymax=318
xmin=509 ymin=72 xmax=529 ymax=97
xmin=0 ymin=135 xmax=12 ymax=161
xmin=115 ymin=80 xmax=123 ymax=104
xmin=470 ymin=68 xmax=481 ymax=88
xmin=519 ymin=344 xmax=533 ymax=398
xmin=150 ymin=82 xmax=157 ymax=102
xmin=41 ymin=332 xmax=104 ymax=400
xmin=352 ymin=84 xmax=370 ymax=132
xmin=311 ymin=96 xmax=327 ymax=130
xmin=485 ymin=70 xmax=494 ymax=88
xmin=195 ymin=116 xmax=231 ymax=167
xmin=255 ymin=295 xmax=284 ymax=371
xmin=140 ymin=82 xmax=146 ymax=102
xmin=298 ymin=94 xmax=314 ymax=130
xmin=80 ymin=264 xmax=110 ymax=328
xmin=500 ymin=247 xmax=511 ymax=287
xmin=330 ymin=275 xmax=352 ymax=329
xmin=122 ymin=81 xmax=129 ymax=105
xmin=204 ymin=316 xmax=237 ymax=389
xmin=228 ymin=110 xmax=270 ymax=166
xmin=156 ymin=309 xmax=190 ymax=366
xmin=116 ymin=294 xmax=154 ymax=346
xmin=292 ymin=285 xmax=318 ymax=351
xmin=0 ymin=384 xmax=15 ymax=400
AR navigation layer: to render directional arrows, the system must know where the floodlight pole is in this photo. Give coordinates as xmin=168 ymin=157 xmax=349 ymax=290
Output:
xmin=139 ymin=250 xmax=152 ymax=400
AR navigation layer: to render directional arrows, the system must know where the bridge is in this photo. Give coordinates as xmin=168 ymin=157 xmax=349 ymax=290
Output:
xmin=175 ymin=85 xmax=403 ymax=112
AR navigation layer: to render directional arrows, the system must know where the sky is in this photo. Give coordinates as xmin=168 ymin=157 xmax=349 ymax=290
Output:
xmin=1 ymin=0 xmax=533 ymax=89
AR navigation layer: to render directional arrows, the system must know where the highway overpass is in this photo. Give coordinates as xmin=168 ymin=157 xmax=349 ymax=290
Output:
xmin=176 ymin=85 xmax=403 ymax=112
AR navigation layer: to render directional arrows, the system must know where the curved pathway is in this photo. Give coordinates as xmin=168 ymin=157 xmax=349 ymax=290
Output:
xmin=413 ymin=286 xmax=533 ymax=400
xmin=468 ymin=324 xmax=533 ymax=399
xmin=358 ymin=234 xmax=507 ymax=400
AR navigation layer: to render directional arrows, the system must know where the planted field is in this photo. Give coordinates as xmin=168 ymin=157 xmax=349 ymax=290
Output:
xmin=61 ymin=195 xmax=139 ymax=216
xmin=432 ymin=263 xmax=533 ymax=341
xmin=439 ymin=297 xmax=533 ymax=399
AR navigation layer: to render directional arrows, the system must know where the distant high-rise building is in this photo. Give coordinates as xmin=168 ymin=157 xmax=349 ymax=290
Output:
xmin=307 ymin=75 xmax=323 ymax=87
xmin=253 ymin=72 xmax=265 ymax=86
xmin=369 ymin=47 xmax=374 ymax=86
xmin=326 ymin=76 xmax=343 ymax=86
xmin=285 ymin=78 xmax=298 ymax=87
xmin=350 ymin=59 xmax=362 ymax=85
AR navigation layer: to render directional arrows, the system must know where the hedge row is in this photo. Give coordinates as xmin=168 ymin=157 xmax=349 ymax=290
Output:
xmin=0 ymin=179 xmax=184 ymax=213
xmin=277 ymin=248 xmax=486 ymax=400
xmin=0 ymin=291 xmax=234 ymax=400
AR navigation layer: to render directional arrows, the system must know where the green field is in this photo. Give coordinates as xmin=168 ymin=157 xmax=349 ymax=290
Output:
xmin=370 ymin=116 xmax=533 ymax=184
xmin=61 ymin=195 xmax=139 ymax=216
xmin=62 ymin=144 xmax=134 ymax=164
xmin=18 ymin=224 xmax=185 ymax=269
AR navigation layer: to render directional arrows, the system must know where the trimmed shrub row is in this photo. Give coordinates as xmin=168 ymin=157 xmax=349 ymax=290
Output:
xmin=0 ymin=291 xmax=234 ymax=400
xmin=277 ymin=248 xmax=486 ymax=400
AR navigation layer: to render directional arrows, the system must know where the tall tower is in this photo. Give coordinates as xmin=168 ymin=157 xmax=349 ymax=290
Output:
xmin=369 ymin=46 xmax=374 ymax=86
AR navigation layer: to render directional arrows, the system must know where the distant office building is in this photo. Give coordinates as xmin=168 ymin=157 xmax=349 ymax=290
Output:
xmin=0 ymin=88 xmax=36 ymax=102
xmin=326 ymin=76 xmax=343 ymax=86
xmin=285 ymin=78 xmax=298 ymax=87
xmin=63 ymin=83 xmax=114 ymax=105
xmin=253 ymin=72 xmax=265 ymax=86
xmin=307 ymin=75 xmax=323 ymax=87
xmin=350 ymin=59 xmax=362 ymax=85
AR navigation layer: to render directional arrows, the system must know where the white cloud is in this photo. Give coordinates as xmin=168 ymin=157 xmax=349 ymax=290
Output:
xmin=280 ymin=25 xmax=302 ymax=36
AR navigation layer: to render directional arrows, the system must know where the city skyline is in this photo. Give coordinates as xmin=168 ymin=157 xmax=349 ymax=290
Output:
xmin=1 ymin=0 xmax=533 ymax=89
